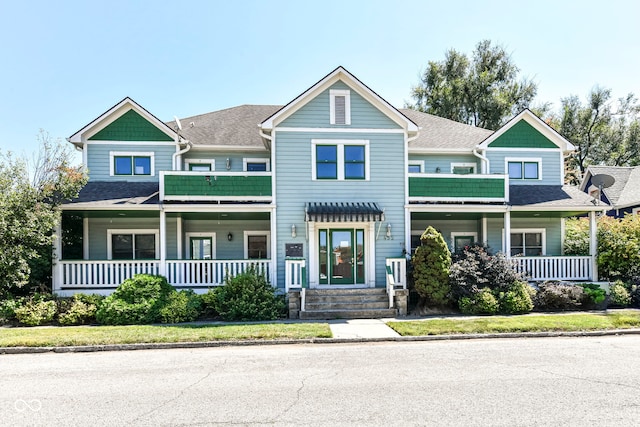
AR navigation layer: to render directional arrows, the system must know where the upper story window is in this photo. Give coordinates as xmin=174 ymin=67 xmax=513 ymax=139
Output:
xmin=110 ymin=151 xmax=154 ymax=176
xmin=312 ymin=139 xmax=369 ymax=181
xmin=506 ymin=158 xmax=540 ymax=180
xmin=330 ymin=89 xmax=351 ymax=125
xmin=243 ymin=158 xmax=270 ymax=172
xmin=408 ymin=161 xmax=424 ymax=173
xmin=185 ymin=159 xmax=215 ymax=172
xmin=451 ymin=162 xmax=476 ymax=175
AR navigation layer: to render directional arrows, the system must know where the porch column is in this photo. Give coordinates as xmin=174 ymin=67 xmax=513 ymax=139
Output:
xmin=159 ymin=210 xmax=166 ymax=276
xmin=589 ymin=211 xmax=598 ymax=281
xmin=52 ymin=220 xmax=63 ymax=293
xmin=481 ymin=214 xmax=488 ymax=246
xmin=405 ymin=207 xmax=411 ymax=255
xmin=270 ymin=207 xmax=277 ymax=287
xmin=504 ymin=210 xmax=511 ymax=256
xmin=83 ymin=217 xmax=89 ymax=259
xmin=176 ymin=215 xmax=182 ymax=260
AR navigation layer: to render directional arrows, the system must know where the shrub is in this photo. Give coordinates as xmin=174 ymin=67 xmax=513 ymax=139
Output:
xmin=209 ymin=268 xmax=285 ymax=321
xmin=159 ymin=290 xmax=203 ymax=323
xmin=579 ymin=283 xmax=606 ymax=309
xmin=608 ymin=280 xmax=631 ymax=308
xmin=459 ymin=288 xmax=499 ymax=315
xmin=534 ymin=281 xmax=584 ymax=311
xmin=0 ymin=298 xmax=21 ymax=324
xmin=96 ymin=274 xmax=174 ymax=325
xmin=57 ymin=294 xmax=103 ymax=326
xmin=563 ymin=218 xmax=590 ymax=256
xmin=411 ymin=226 xmax=452 ymax=307
xmin=597 ymin=215 xmax=640 ymax=282
xmin=500 ymin=281 xmax=535 ymax=314
xmin=14 ymin=297 xmax=57 ymax=326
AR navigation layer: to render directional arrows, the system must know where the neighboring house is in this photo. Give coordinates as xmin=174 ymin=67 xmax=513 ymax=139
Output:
xmin=580 ymin=165 xmax=640 ymax=217
xmin=53 ymin=66 xmax=603 ymax=301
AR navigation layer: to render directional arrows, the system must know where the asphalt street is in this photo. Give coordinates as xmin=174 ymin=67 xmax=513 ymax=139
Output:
xmin=2 ymin=335 xmax=640 ymax=426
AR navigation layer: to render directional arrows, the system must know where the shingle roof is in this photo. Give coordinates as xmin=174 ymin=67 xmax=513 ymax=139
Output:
xmin=65 ymin=182 xmax=159 ymax=207
xmin=399 ymin=109 xmax=494 ymax=150
xmin=583 ymin=165 xmax=640 ymax=208
xmin=166 ymin=105 xmax=281 ymax=148
xmin=509 ymin=185 xmax=598 ymax=209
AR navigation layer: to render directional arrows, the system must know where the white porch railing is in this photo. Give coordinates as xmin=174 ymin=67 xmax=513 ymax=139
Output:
xmin=386 ymin=257 xmax=407 ymax=309
xmin=58 ymin=260 xmax=160 ymax=288
xmin=284 ymin=258 xmax=306 ymax=292
xmin=55 ymin=259 xmax=271 ymax=289
xmin=166 ymin=259 xmax=271 ymax=286
xmin=511 ymin=256 xmax=592 ymax=281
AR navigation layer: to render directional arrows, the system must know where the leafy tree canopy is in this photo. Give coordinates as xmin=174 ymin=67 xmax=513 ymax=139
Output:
xmin=408 ymin=40 xmax=537 ymax=130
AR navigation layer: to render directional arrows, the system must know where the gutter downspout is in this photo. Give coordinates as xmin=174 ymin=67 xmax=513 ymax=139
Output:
xmin=172 ymin=141 xmax=192 ymax=171
xmin=259 ymin=126 xmax=272 ymax=151
xmin=473 ymin=148 xmax=489 ymax=174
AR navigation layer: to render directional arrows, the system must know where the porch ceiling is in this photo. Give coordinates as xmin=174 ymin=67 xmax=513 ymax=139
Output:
xmin=173 ymin=212 xmax=270 ymax=221
xmin=63 ymin=210 xmax=160 ymax=219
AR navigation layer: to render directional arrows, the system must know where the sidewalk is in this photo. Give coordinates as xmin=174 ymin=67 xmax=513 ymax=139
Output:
xmin=328 ymin=319 xmax=400 ymax=339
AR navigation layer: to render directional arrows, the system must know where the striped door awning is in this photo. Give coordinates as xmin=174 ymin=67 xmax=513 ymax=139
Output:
xmin=305 ymin=202 xmax=384 ymax=222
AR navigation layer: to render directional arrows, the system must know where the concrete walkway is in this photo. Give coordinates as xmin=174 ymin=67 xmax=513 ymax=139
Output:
xmin=328 ymin=319 xmax=400 ymax=339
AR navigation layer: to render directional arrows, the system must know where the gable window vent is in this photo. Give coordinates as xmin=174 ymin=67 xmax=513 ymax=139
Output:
xmin=330 ymin=89 xmax=351 ymax=125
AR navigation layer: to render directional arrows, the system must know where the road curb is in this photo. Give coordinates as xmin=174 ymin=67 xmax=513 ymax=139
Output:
xmin=2 ymin=328 xmax=640 ymax=355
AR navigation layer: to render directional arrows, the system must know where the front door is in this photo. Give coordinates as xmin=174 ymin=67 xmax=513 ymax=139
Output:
xmin=318 ymin=228 xmax=365 ymax=285
xmin=190 ymin=237 xmax=212 ymax=260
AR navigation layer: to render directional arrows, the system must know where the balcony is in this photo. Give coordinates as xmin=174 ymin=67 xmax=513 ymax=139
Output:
xmin=408 ymin=173 xmax=508 ymax=202
xmin=160 ymin=171 xmax=272 ymax=202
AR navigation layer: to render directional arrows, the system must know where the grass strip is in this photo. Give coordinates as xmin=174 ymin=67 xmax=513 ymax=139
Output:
xmin=388 ymin=311 xmax=640 ymax=336
xmin=0 ymin=323 xmax=332 ymax=348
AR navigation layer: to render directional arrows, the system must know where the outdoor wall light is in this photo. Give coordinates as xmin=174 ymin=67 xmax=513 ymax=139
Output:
xmin=291 ymin=224 xmax=297 ymax=238
xmin=386 ymin=223 xmax=392 ymax=239
xmin=226 ymin=158 xmax=231 ymax=170
xmin=227 ymin=232 xmax=233 ymax=241
xmin=435 ymin=167 xmax=441 ymax=173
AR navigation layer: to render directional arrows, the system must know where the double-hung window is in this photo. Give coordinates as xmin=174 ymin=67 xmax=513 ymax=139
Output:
xmin=507 ymin=158 xmax=540 ymax=180
xmin=312 ymin=140 xmax=369 ymax=180
xmin=243 ymin=158 xmax=270 ymax=172
xmin=509 ymin=229 xmax=545 ymax=256
xmin=108 ymin=229 xmax=159 ymax=260
xmin=186 ymin=159 xmax=214 ymax=172
xmin=110 ymin=152 xmax=154 ymax=176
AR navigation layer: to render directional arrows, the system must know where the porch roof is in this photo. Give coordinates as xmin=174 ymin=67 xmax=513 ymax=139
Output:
xmin=509 ymin=185 xmax=603 ymax=211
xmin=305 ymin=202 xmax=384 ymax=222
xmin=63 ymin=181 xmax=160 ymax=209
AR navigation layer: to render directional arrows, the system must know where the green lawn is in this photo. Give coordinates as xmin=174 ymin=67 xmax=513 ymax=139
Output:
xmin=0 ymin=323 xmax=332 ymax=348
xmin=388 ymin=310 xmax=640 ymax=336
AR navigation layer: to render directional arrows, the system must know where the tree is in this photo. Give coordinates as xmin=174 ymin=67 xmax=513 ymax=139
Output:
xmin=555 ymin=88 xmax=640 ymax=181
xmin=0 ymin=131 xmax=87 ymax=297
xmin=411 ymin=226 xmax=452 ymax=307
xmin=409 ymin=40 xmax=537 ymax=130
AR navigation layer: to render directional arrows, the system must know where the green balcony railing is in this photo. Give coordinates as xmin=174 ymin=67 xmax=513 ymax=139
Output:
xmin=408 ymin=173 xmax=508 ymax=202
xmin=161 ymin=172 xmax=272 ymax=201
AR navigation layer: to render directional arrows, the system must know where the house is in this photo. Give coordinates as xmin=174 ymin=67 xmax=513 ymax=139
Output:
xmin=580 ymin=165 xmax=640 ymax=217
xmin=53 ymin=66 xmax=604 ymax=316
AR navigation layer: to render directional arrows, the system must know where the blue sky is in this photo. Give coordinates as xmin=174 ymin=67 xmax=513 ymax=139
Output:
xmin=1 ymin=0 xmax=639 ymax=161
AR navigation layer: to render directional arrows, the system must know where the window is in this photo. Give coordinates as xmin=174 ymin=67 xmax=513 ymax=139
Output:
xmin=244 ymin=231 xmax=270 ymax=259
xmin=107 ymin=229 xmax=159 ymax=260
xmin=330 ymin=89 xmax=351 ymax=125
xmin=408 ymin=161 xmax=424 ymax=173
xmin=312 ymin=140 xmax=369 ymax=180
xmin=451 ymin=163 xmax=476 ymax=175
xmin=110 ymin=152 xmax=154 ymax=176
xmin=186 ymin=159 xmax=214 ymax=172
xmin=243 ymin=158 xmax=270 ymax=172
xmin=451 ymin=232 xmax=478 ymax=253
xmin=509 ymin=229 xmax=545 ymax=256
xmin=186 ymin=233 xmax=216 ymax=259
xmin=506 ymin=159 xmax=540 ymax=180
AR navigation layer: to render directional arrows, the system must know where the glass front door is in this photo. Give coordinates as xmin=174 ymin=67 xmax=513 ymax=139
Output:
xmin=319 ymin=228 xmax=365 ymax=285
xmin=190 ymin=237 xmax=212 ymax=260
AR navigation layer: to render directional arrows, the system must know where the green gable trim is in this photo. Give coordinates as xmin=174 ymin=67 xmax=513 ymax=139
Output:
xmin=488 ymin=120 xmax=557 ymax=149
xmin=409 ymin=176 xmax=505 ymax=198
xmin=164 ymin=175 xmax=272 ymax=197
xmin=89 ymin=110 xmax=174 ymax=141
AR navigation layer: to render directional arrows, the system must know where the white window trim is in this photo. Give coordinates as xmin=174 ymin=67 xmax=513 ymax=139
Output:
xmin=311 ymin=139 xmax=369 ymax=181
xmin=243 ymin=158 xmax=271 ymax=172
xmin=107 ymin=229 xmax=159 ymax=260
xmin=503 ymin=228 xmax=546 ymax=256
xmin=330 ymin=89 xmax=351 ymax=125
xmin=185 ymin=159 xmax=215 ymax=171
xmin=451 ymin=232 xmax=478 ymax=251
xmin=109 ymin=151 xmax=155 ymax=176
xmin=185 ymin=232 xmax=217 ymax=259
xmin=450 ymin=162 xmax=477 ymax=174
xmin=243 ymin=231 xmax=271 ymax=259
xmin=505 ymin=157 xmax=542 ymax=180
xmin=408 ymin=160 xmax=424 ymax=173
xmin=632 ymin=207 xmax=640 ymax=215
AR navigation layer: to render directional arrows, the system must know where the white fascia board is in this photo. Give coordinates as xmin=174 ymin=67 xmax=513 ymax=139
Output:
xmin=408 ymin=147 xmax=474 ymax=154
xmin=188 ymin=144 xmax=269 ymax=152
xmin=162 ymin=204 xmax=276 ymax=213
xmin=510 ymin=205 xmax=607 ymax=212
xmin=477 ymin=109 xmax=575 ymax=152
xmin=162 ymin=196 xmax=272 ymax=202
xmin=405 ymin=204 xmax=508 ymax=213
xmin=260 ymin=67 xmax=418 ymax=133
xmin=68 ymin=97 xmax=179 ymax=144
xmin=60 ymin=204 xmax=160 ymax=211
xmin=409 ymin=197 xmax=507 ymax=203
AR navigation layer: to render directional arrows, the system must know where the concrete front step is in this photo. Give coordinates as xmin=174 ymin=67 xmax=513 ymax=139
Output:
xmin=305 ymin=288 xmax=387 ymax=296
xmin=305 ymin=301 xmax=390 ymax=311
xmin=299 ymin=308 xmax=397 ymax=320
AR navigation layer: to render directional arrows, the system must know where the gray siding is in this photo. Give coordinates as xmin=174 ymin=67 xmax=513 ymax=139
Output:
xmin=86 ymin=144 xmax=175 ymax=181
xmin=181 ymin=219 xmax=270 ymax=260
xmin=275 ymin=130 xmax=406 ymax=288
xmin=279 ymin=81 xmax=401 ymax=129
xmin=486 ymin=216 xmax=562 ymax=255
xmin=182 ymin=152 xmax=270 ymax=172
xmin=87 ymin=217 xmax=160 ymax=259
xmin=411 ymin=219 xmax=481 ymax=251
xmin=409 ymin=154 xmax=479 ymax=174
xmin=486 ymin=149 xmax=563 ymax=185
